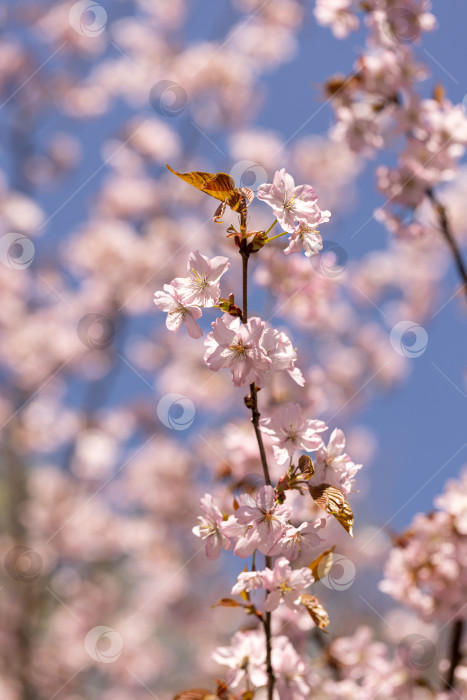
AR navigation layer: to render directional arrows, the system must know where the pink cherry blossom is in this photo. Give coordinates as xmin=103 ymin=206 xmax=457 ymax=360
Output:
xmin=435 ymin=469 xmax=467 ymax=535
xmin=257 ymin=168 xmax=330 ymax=233
xmin=234 ymin=484 xmax=292 ymax=554
xmin=273 ymin=635 xmax=311 ymax=699
xmin=268 ymin=521 xmax=325 ymax=561
xmin=284 ymin=222 xmax=324 ymax=258
xmin=192 ymin=493 xmax=233 ymax=559
xmin=314 ymin=0 xmax=359 ymax=39
xmin=255 ymin=327 xmax=304 ymax=386
xmin=171 ymin=249 xmax=230 ymax=307
xmin=204 ymin=315 xmax=270 ymax=386
xmin=153 ymin=284 xmax=203 ymax=338
xmin=259 ymin=403 xmax=328 ymax=465
xmin=212 ymin=629 xmax=267 ymax=689
xmin=261 ymin=556 xmax=314 ymax=611
xmin=231 ymin=569 xmax=264 ymax=595
xmin=221 ymin=512 xmax=259 ymax=558
xmin=314 ymin=428 xmax=362 ymax=495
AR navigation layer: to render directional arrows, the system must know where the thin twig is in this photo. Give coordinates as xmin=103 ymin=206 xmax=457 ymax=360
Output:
xmin=427 ymin=189 xmax=467 ymax=297
xmin=239 ymin=207 xmax=275 ymax=700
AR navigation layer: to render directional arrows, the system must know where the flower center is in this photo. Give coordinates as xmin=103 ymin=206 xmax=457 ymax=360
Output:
xmin=229 ymin=342 xmax=247 ymax=356
xmin=191 ymin=268 xmax=208 ymax=290
xmin=200 ymin=521 xmax=218 ymax=539
xmin=283 ymin=192 xmax=296 ymax=211
xmin=282 ymin=423 xmax=298 ymax=443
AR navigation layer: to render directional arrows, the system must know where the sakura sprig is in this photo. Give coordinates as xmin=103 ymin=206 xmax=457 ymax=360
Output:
xmin=154 ymin=169 xmax=331 ymax=392
xmin=158 ymin=163 xmax=353 ymax=700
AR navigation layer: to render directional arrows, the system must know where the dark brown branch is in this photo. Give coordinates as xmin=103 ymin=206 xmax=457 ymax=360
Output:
xmin=427 ymin=189 xmax=467 ymax=297
xmin=444 ymin=619 xmax=464 ymax=690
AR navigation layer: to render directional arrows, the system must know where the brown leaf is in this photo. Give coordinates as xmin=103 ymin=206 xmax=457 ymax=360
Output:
xmin=213 ymin=199 xmax=227 ymax=224
xmin=167 ymin=164 xmax=253 ymax=221
xmin=335 ymin=500 xmax=354 ymax=537
xmin=298 ymin=455 xmax=315 ymax=479
xmin=308 ymin=546 xmax=335 ymax=580
xmin=433 ymin=83 xmax=445 ymax=104
xmin=174 ymin=690 xmax=216 ymax=700
xmin=301 ymin=593 xmax=330 ymax=630
xmin=167 ymin=165 xmax=235 ymax=202
xmin=240 ymin=187 xmax=254 ymax=205
xmin=309 ymin=484 xmax=354 ymax=536
xmin=212 ymin=598 xmax=242 ymax=609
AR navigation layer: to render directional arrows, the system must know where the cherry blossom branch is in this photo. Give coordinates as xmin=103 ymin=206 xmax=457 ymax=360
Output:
xmin=239 ymin=209 xmax=275 ymax=700
xmin=444 ymin=619 xmax=464 ymax=690
xmin=427 ymin=189 xmax=467 ymax=297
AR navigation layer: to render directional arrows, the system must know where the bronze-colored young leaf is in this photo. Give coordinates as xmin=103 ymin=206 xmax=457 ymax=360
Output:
xmin=298 ymin=454 xmax=315 ymax=479
xmin=301 ymin=593 xmax=330 ymax=631
xmin=176 ymin=681 xmax=231 ymax=700
xmin=213 ymin=199 xmax=227 ymax=223
xmin=166 ymin=164 xmax=253 ymax=223
xmin=166 ymin=164 xmax=237 ymax=204
xmin=173 ymin=689 xmax=216 ymax=700
xmin=308 ymin=546 xmax=336 ymax=580
xmin=212 ymin=597 xmax=242 ymax=609
xmin=334 ymin=499 xmax=354 ymax=537
xmin=309 ymin=484 xmax=354 ymax=536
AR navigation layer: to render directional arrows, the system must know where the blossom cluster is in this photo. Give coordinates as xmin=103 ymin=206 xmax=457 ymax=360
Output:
xmin=380 ymin=468 xmax=467 ymax=623
xmin=156 ymin=165 xmax=368 ymax=698
xmin=154 ymin=169 xmax=332 ymax=387
xmin=314 ymin=0 xmax=467 ymax=241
